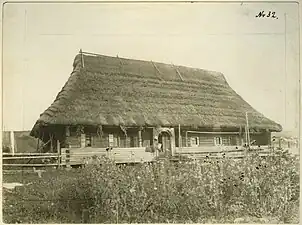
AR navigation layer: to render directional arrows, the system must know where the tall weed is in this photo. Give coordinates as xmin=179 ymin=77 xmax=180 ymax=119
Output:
xmin=3 ymin=151 xmax=299 ymax=223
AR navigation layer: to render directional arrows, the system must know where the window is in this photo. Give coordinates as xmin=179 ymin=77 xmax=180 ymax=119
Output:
xmin=222 ymin=136 xmax=231 ymax=146
xmin=108 ymin=134 xmax=114 ymax=147
xmin=190 ymin=137 xmax=199 ymax=147
xmin=214 ymin=137 xmax=222 ymax=146
xmin=85 ymin=134 xmax=92 ymax=147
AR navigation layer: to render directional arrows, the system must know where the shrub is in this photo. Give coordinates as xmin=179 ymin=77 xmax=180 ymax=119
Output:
xmin=2 ymin=145 xmax=11 ymax=153
xmin=3 ymin=151 xmax=299 ymax=223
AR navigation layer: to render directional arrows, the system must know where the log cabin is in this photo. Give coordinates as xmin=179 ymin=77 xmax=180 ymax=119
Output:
xmin=30 ymin=50 xmax=282 ymax=165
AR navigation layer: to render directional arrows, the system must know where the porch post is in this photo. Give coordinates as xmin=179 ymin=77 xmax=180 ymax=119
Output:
xmin=185 ymin=131 xmax=188 ymax=147
xmin=138 ymin=127 xmax=143 ymax=147
xmin=50 ymin=134 xmax=53 ymax=152
xmin=65 ymin=126 xmax=70 ymax=148
xmin=178 ymin=124 xmax=181 ymax=152
xmin=80 ymin=134 xmax=86 ymax=148
xmin=57 ymin=140 xmax=61 ymax=167
xmin=171 ymin=128 xmax=175 ymax=156
xmin=239 ymin=126 xmax=244 ymax=146
xmin=138 ymin=130 xmax=142 ymax=147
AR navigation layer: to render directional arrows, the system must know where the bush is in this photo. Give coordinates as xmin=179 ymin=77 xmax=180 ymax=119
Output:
xmin=2 ymin=145 xmax=11 ymax=153
xmin=3 ymin=151 xmax=299 ymax=223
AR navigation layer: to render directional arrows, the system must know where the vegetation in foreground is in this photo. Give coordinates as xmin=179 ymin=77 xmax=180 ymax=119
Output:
xmin=3 ymin=150 xmax=299 ymax=224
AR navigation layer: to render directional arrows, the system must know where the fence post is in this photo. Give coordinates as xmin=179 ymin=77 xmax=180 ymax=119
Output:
xmin=61 ymin=148 xmax=65 ymax=166
xmin=57 ymin=140 xmax=61 ymax=168
xmin=278 ymin=138 xmax=282 ymax=149
xmin=66 ymin=149 xmax=71 ymax=169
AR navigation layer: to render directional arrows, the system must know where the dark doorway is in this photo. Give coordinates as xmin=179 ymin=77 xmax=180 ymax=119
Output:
xmin=158 ymin=131 xmax=172 ymax=157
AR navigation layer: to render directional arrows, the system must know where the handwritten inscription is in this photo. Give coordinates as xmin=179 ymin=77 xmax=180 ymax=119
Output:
xmin=255 ymin=11 xmax=278 ymax=19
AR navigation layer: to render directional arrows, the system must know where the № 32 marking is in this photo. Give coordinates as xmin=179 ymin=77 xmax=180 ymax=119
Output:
xmin=255 ymin=11 xmax=278 ymax=19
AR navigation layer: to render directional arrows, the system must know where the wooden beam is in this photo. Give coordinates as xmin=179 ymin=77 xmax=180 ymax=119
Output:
xmin=172 ymin=64 xmax=184 ymax=81
xmin=81 ymin=51 xmax=105 ymax=57
xmin=65 ymin=126 xmax=70 ymax=137
xmin=36 ymin=138 xmax=40 ymax=151
xmin=97 ymin=125 xmax=103 ymax=138
xmin=65 ymin=148 xmax=71 ymax=168
xmin=178 ymin=124 xmax=181 ymax=151
xmin=36 ymin=139 xmax=51 ymax=152
xmin=138 ymin=130 xmax=142 ymax=147
xmin=117 ymin=54 xmax=123 ymax=66
xmin=41 ymin=131 xmax=45 ymax=152
xmin=185 ymin=131 xmax=188 ymax=147
xmin=186 ymin=131 xmax=240 ymax=135
xmin=57 ymin=140 xmax=61 ymax=167
xmin=239 ymin=126 xmax=244 ymax=146
xmin=3 ymin=155 xmax=59 ymax=160
xmin=151 ymin=61 xmax=164 ymax=81
xmin=80 ymin=49 xmax=85 ymax=68
xmin=120 ymin=125 xmax=127 ymax=137
xmin=3 ymin=152 xmax=58 ymax=156
xmin=80 ymin=134 xmax=86 ymax=148
xmin=50 ymin=134 xmax=53 ymax=152
xmin=3 ymin=164 xmax=59 ymax=167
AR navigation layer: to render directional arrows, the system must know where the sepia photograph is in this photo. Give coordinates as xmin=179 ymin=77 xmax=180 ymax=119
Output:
xmin=1 ymin=1 xmax=300 ymax=224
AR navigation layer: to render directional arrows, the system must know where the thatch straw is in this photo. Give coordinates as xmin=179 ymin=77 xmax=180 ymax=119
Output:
xmin=30 ymin=52 xmax=282 ymax=137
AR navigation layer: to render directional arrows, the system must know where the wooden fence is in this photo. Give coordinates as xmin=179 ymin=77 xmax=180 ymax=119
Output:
xmin=2 ymin=152 xmax=64 ymax=167
xmin=2 ymin=145 xmax=295 ymax=168
xmin=62 ymin=147 xmax=155 ymax=165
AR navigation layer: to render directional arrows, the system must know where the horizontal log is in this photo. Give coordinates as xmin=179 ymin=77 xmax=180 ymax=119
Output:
xmin=3 ymin=153 xmax=60 ymax=156
xmin=3 ymin=170 xmax=46 ymax=174
xmin=3 ymin=164 xmax=59 ymax=167
xmin=64 ymin=147 xmax=146 ymax=152
xmin=3 ymin=156 xmax=60 ymax=160
xmin=176 ymin=146 xmax=270 ymax=154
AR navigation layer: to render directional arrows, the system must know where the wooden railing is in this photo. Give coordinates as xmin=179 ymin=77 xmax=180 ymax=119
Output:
xmin=61 ymin=147 xmax=156 ymax=165
xmin=175 ymin=145 xmax=273 ymax=159
xmin=176 ymin=145 xmax=270 ymax=153
xmin=3 ymin=145 xmax=292 ymax=168
xmin=2 ymin=147 xmax=155 ymax=167
xmin=2 ymin=152 xmax=63 ymax=167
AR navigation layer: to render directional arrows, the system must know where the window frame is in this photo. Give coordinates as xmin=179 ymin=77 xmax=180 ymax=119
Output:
xmin=214 ymin=136 xmax=222 ymax=146
xmin=85 ymin=133 xmax=92 ymax=147
xmin=190 ymin=136 xmax=200 ymax=147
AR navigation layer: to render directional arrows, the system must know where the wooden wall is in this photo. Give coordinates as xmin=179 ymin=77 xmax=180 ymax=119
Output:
xmin=65 ymin=126 xmax=153 ymax=149
xmin=63 ymin=147 xmax=155 ymax=165
xmin=176 ymin=131 xmax=242 ymax=147
xmin=175 ymin=129 xmax=271 ymax=148
xmin=63 ymin=126 xmax=271 ymax=150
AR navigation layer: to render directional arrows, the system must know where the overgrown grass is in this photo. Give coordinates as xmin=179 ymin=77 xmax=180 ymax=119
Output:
xmin=3 ymin=150 xmax=299 ymax=223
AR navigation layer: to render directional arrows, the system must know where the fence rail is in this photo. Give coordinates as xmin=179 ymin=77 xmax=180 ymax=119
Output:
xmin=2 ymin=146 xmax=292 ymax=168
xmin=2 ymin=164 xmax=60 ymax=167
xmin=2 ymin=153 xmax=64 ymax=167
xmin=3 ymin=153 xmax=60 ymax=156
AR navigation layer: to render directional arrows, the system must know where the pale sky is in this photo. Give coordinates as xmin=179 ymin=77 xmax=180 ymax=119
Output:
xmin=2 ymin=2 xmax=300 ymax=134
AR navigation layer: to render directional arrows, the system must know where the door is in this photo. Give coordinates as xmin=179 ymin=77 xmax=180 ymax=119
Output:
xmin=158 ymin=132 xmax=172 ymax=157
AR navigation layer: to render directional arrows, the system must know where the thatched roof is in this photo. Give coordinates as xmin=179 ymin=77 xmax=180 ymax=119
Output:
xmin=30 ymin=51 xmax=282 ymax=137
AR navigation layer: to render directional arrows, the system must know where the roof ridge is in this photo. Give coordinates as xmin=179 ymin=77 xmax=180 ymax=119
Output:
xmin=79 ymin=50 xmax=223 ymax=77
